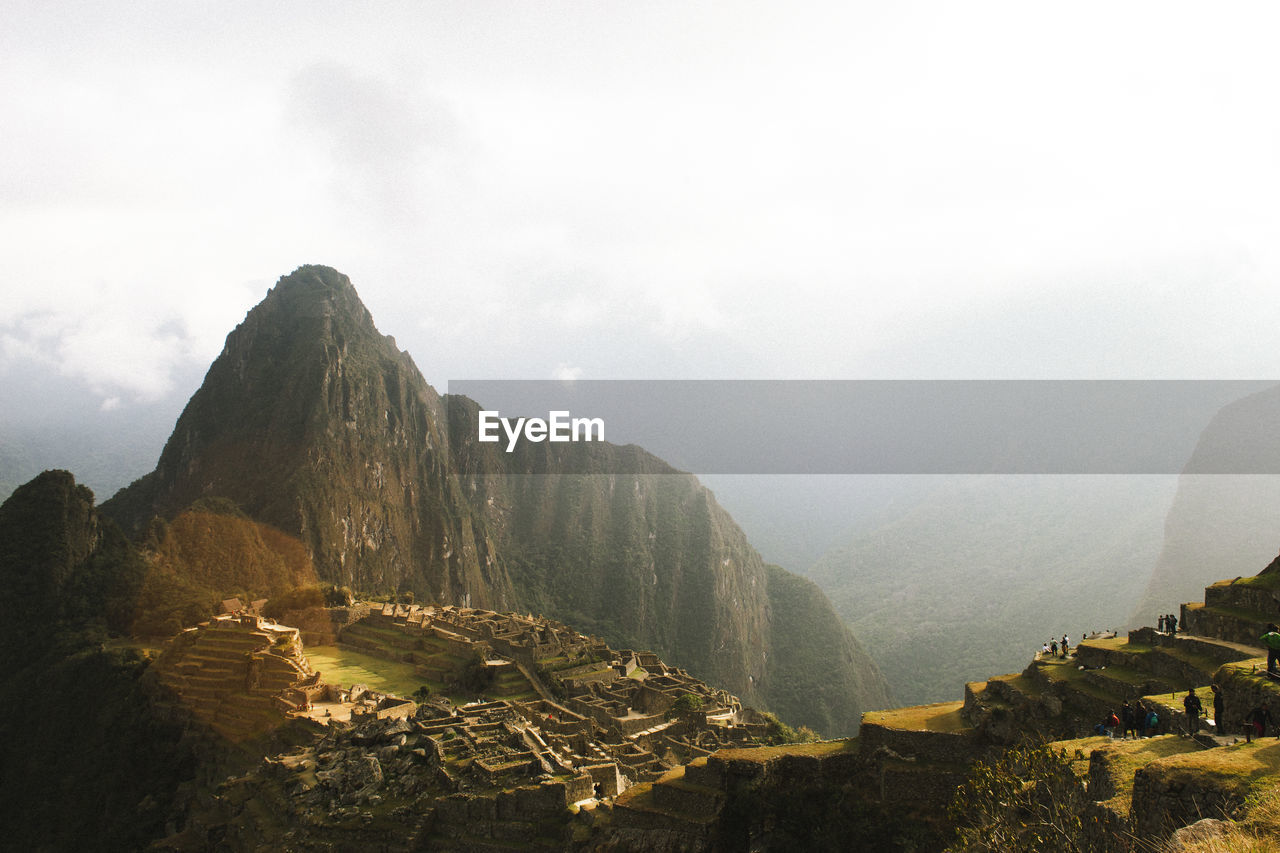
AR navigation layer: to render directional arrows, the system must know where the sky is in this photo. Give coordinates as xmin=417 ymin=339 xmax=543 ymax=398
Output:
xmin=4 ymin=1 xmax=1280 ymax=417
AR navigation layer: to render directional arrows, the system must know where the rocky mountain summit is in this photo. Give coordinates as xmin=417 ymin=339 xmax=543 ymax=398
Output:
xmin=103 ymin=265 xmax=889 ymax=735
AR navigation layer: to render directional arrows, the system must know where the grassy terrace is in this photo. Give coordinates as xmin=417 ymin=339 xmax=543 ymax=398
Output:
xmin=991 ymin=672 xmax=1045 ymax=696
xmin=341 ymin=621 xmax=422 ymax=646
xmin=714 ymin=739 xmax=858 ymax=764
xmin=1083 ymin=637 xmax=1152 ymax=653
xmin=1234 ymin=572 xmax=1280 ymax=591
xmin=862 ymin=700 xmax=969 ymax=732
xmin=1087 ymin=664 xmax=1169 ymax=688
xmin=1195 ymin=603 xmax=1272 ymax=624
xmin=1162 ymin=643 xmax=1247 ymax=674
xmin=1146 ymin=740 xmax=1280 ymax=791
xmin=1077 ymin=636 xmax=1220 ymax=669
xmin=1078 ymin=735 xmax=1201 ymax=814
xmin=1033 ymin=656 xmax=1119 ymax=703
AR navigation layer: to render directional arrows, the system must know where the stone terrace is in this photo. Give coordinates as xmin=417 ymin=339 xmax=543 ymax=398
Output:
xmin=151 ymin=614 xmax=314 ymax=742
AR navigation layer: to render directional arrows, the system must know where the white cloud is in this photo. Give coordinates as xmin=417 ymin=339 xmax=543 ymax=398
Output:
xmin=552 ymin=363 xmax=583 ymax=381
xmin=3 ymin=0 xmax=1280 ymax=404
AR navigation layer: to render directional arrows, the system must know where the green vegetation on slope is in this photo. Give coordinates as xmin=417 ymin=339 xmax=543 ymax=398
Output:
xmin=0 ymin=472 xmax=199 ymax=850
xmin=804 ymin=475 xmax=1174 ymax=706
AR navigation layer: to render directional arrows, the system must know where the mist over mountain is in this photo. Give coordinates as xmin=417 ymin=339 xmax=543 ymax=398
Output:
xmin=784 ymin=476 xmax=1175 ymax=705
xmin=709 ymin=386 xmax=1280 ymax=707
xmin=101 ymin=265 xmax=888 ymax=733
xmin=1132 ymin=384 xmax=1280 ymax=622
xmin=0 ymin=365 xmax=196 ymax=504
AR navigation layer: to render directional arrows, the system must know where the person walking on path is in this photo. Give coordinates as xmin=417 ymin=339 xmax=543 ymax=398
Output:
xmin=1211 ymin=683 xmax=1224 ymax=732
xmin=1184 ymin=688 xmax=1203 ymax=736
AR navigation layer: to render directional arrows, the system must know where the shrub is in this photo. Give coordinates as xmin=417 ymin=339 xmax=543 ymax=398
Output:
xmin=948 ymin=742 xmax=1088 ymax=853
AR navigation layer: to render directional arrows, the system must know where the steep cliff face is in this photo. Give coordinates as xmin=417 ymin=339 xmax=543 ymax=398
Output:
xmin=103 ymin=265 xmax=889 ymax=734
xmin=446 ymin=407 xmax=891 ymax=733
xmin=1132 ymin=385 xmax=1280 ymax=622
xmin=106 ymin=265 xmax=512 ymax=609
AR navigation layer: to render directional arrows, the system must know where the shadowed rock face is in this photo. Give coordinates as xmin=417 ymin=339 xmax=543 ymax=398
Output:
xmin=103 ymin=264 xmax=889 ymax=734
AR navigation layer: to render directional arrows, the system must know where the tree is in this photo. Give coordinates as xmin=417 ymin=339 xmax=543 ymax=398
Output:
xmin=670 ymin=693 xmax=704 ymax=717
xmin=323 ymin=584 xmax=354 ymax=607
xmin=947 ymin=743 xmax=1089 ymax=853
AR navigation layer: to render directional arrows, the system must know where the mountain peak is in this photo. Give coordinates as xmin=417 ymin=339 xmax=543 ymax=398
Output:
xmin=230 ymin=264 xmax=382 ymax=358
xmin=263 ymin=265 xmax=371 ymax=326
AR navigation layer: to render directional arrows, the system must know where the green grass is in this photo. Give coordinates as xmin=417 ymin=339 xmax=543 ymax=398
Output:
xmin=1084 ymin=637 xmax=1153 ymax=654
xmin=1084 ymin=735 xmax=1202 ymax=813
xmin=1237 ymin=573 xmax=1280 ymax=591
xmin=1198 ymin=603 xmax=1272 ymax=624
xmin=304 ymin=645 xmax=435 ymax=698
xmin=715 ymin=739 xmax=858 ymax=763
xmin=862 ymin=701 xmax=970 ymax=733
xmin=1034 ymin=656 xmax=1123 ymax=703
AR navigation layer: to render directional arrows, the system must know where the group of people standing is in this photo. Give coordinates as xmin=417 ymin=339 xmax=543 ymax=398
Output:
xmin=1105 ymin=685 xmax=1278 ymax=742
xmin=1046 ymin=613 xmax=1280 ymax=744
xmin=1101 ymin=700 xmax=1164 ymax=739
xmin=1041 ymin=635 xmax=1072 ymax=659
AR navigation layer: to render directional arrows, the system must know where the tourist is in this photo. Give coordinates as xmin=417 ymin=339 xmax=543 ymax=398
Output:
xmin=1135 ymin=702 xmax=1147 ymax=738
xmin=1050 ymin=640 xmax=1058 ymax=657
xmin=1261 ymin=624 xmax=1280 ymax=674
xmin=1183 ymin=689 xmax=1202 ymax=736
xmin=1121 ymin=701 xmax=1136 ymax=739
xmin=1169 ymin=614 xmax=1178 ymax=634
xmin=1211 ymin=683 xmax=1224 ymax=732
xmin=1061 ymin=635 xmax=1070 ymax=658
xmin=1246 ymin=701 xmax=1274 ymax=742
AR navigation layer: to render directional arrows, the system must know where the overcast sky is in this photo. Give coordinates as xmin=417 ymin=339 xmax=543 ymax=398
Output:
xmin=4 ymin=1 xmax=1280 ymax=414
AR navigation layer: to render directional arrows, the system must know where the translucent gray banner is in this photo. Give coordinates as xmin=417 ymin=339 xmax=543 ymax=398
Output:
xmin=444 ymin=380 xmax=1280 ymax=474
